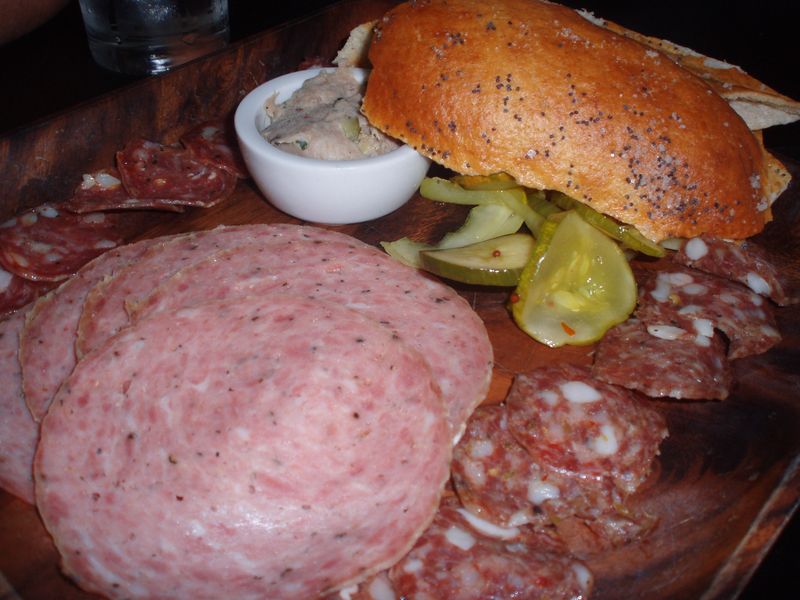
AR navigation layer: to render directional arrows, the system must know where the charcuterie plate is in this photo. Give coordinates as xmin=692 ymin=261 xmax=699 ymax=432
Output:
xmin=0 ymin=1 xmax=798 ymax=598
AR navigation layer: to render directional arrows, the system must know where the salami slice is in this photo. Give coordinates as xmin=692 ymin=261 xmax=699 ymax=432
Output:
xmin=388 ymin=495 xmax=593 ymax=600
xmin=20 ymin=237 xmax=163 ymax=422
xmin=116 ymin=138 xmax=237 ymax=207
xmin=63 ymin=168 xmax=186 ymax=214
xmin=506 ymin=365 xmax=668 ymax=496
xmin=593 ymin=317 xmax=733 ymax=400
xmin=127 ymin=226 xmax=493 ymax=441
xmin=635 ymin=266 xmax=781 ymax=360
xmin=0 ymin=308 xmax=38 ymax=503
xmin=0 ymin=267 xmax=52 ymax=316
xmin=675 ymin=236 xmax=798 ymax=306
xmin=36 ymin=295 xmax=450 ymax=600
xmin=451 ymin=405 xmax=549 ymax=529
xmin=453 ymin=399 xmax=662 ymax=554
xmin=180 ymin=120 xmax=248 ymax=178
xmin=327 ymin=572 xmax=396 ymax=600
xmin=0 ymin=204 xmax=123 ymax=282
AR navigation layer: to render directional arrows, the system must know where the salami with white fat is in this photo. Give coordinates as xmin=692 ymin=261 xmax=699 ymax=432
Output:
xmin=0 ymin=204 xmax=122 ymax=282
xmin=451 ymin=405 xmax=550 ymax=530
xmin=454 ymin=393 xmax=663 ymax=554
xmin=20 ymin=237 xmax=163 ymax=422
xmin=0 ymin=308 xmax=38 ymax=503
xmin=36 ymin=295 xmax=450 ymax=600
xmin=116 ymin=139 xmax=237 ymax=207
xmin=635 ymin=265 xmax=781 ymax=360
xmin=126 ymin=226 xmax=493 ymax=440
xmin=593 ymin=317 xmax=733 ymax=400
xmin=180 ymin=120 xmax=248 ymax=178
xmin=675 ymin=236 xmax=798 ymax=306
xmin=387 ymin=495 xmax=593 ymax=600
xmin=507 ymin=365 xmax=668 ymax=496
xmin=0 ymin=267 xmax=52 ymax=316
xmin=63 ymin=168 xmax=185 ymax=214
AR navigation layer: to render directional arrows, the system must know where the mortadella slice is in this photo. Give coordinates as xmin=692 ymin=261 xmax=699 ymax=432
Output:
xmin=128 ymin=226 xmax=494 ymax=441
xmin=36 ymin=295 xmax=451 ymax=600
xmin=0 ymin=307 xmax=38 ymax=503
xmin=20 ymin=237 xmax=163 ymax=421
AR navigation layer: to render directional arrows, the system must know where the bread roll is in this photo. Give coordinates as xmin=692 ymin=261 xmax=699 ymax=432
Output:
xmin=362 ymin=0 xmax=789 ymax=242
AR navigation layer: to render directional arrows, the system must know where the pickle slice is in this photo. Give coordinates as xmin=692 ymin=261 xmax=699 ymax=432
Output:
xmin=549 ymin=192 xmax=665 ymax=257
xmin=451 ymin=172 xmax=519 ymax=190
xmin=381 ymin=204 xmax=523 ymax=268
xmin=438 ymin=204 xmax=524 ymax=249
xmin=511 ymin=211 xmax=636 ymax=347
xmin=381 ymin=237 xmax=432 ymax=268
xmin=421 ymin=233 xmax=535 ymax=287
xmin=419 ymin=178 xmax=545 ymax=236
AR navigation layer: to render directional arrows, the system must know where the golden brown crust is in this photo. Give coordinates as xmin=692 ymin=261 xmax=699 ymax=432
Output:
xmin=589 ymin=12 xmax=800 ymax=130
xmin=363 ymin=0 xmax=780 ymax=241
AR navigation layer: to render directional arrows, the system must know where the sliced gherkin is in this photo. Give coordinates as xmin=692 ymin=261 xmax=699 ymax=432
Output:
xmin=549 ymin=191 xmax=665 ymax=257
xmin=511 ymin=211 xmax=637 ymax=347
xmin=420 ymin=233 xmax=535 ymax=286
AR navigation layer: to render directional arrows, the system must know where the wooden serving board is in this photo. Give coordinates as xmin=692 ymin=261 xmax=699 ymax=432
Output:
xmin=1 ymin=1 xmax=798 ymax=598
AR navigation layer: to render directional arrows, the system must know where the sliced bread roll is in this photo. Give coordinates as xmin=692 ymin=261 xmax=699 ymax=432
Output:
xmin=362 ymin=0 xmax=790 ymax=242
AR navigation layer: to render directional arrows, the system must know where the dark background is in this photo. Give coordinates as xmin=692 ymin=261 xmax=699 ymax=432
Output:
xmin=0 ymin=1 xmax=797 ymax=598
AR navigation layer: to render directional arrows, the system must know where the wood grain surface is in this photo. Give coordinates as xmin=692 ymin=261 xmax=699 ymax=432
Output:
xmin=1 ymin=1 xmax=798 ymax=598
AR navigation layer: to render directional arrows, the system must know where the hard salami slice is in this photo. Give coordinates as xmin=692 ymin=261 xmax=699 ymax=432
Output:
xmin=0 ymin=267 xmax=52 ymax=316
xmin=116 ymin=138 xmax=237 ymax=207
xmin=0 ymin=308 xmax=38 ymax=503
xmin=63 ymin=168 xmax=185 ymax=214
xmin=506 ymin=365 xmax=668 ymax=496
xmin=675 ymin=236 xmax=798 ymax=306
xmin=0 ymin=204 xmax=123 ymax=282
xmin=454 ymin=397 xmax=663 ymax=554
xmin=329 ymin=572 xmax=397 ymax=600
xmin=20 ymin=237 xmax=163 ymax=422
xmin=127 ymin=226 xmax=494 ymax=441
xmin=451 ymin=405 xmax=548 ymax=529
xmin=388 ymin=495 xmax=593 ymax=600
xmin=593 ymin=317 xmax=733 ymax=400
xmin=180 ymin=120 xmax=248 ymax=178
xmin=635 ymin=266 xmax=781 ymax=359
xmin=36 ymin=295 xmax=450 ymax=600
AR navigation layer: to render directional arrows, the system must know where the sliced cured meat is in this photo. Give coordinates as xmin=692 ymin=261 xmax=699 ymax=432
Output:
xmin=75 ymin=224 xmax=316 ymax=357
xmin=20 ymin=237 xmax=162 ymax=422
xmin=0 ymin=267 xmax=52 ymax=316
xmin=388 ymin=495 xmax=593 ymax=600
xmin=36 ymin=295 xmax=450 ymax=600
xmin=453 ymin=400 xmax=661 ymax=555
xmin=127 ymin=225 xmax=493 ymax=441
xmin=0 ymin=204 xmax=123 ymax=282
xmin=635 ymin=266 xmax=781 ymax=360
xmin=451 ymin=405 xmax=549 ymax=529
xmin=180 ymin=120 xmax=248 ymax=178
xmin=329 ymin=572 xmax=396 ymax=600
xmin=116 ymin=138 xmax=237 ymax=207
xmin=506 ymin=365 xmax=668 ymax=496
xmin=63 ymin=168 xmax=185 ymax=214
xmin=593 ymin=317 xmax=733 ymax=400
xmin=0 ymin=308 xmax=38 ymax=503
xmin=675 ymin=236 xmax=798 ymax=306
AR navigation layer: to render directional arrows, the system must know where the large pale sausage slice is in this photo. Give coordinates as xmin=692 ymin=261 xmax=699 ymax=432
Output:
xmin=0 ymin=308 xmax=37 ymax=503
xmin=129 ymin=225 xmax=494 ymax=441
xmin=35 ymin=294 xmax=451 ymax=600
xmin=20 ymin=237 xmax=162 ymax=421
